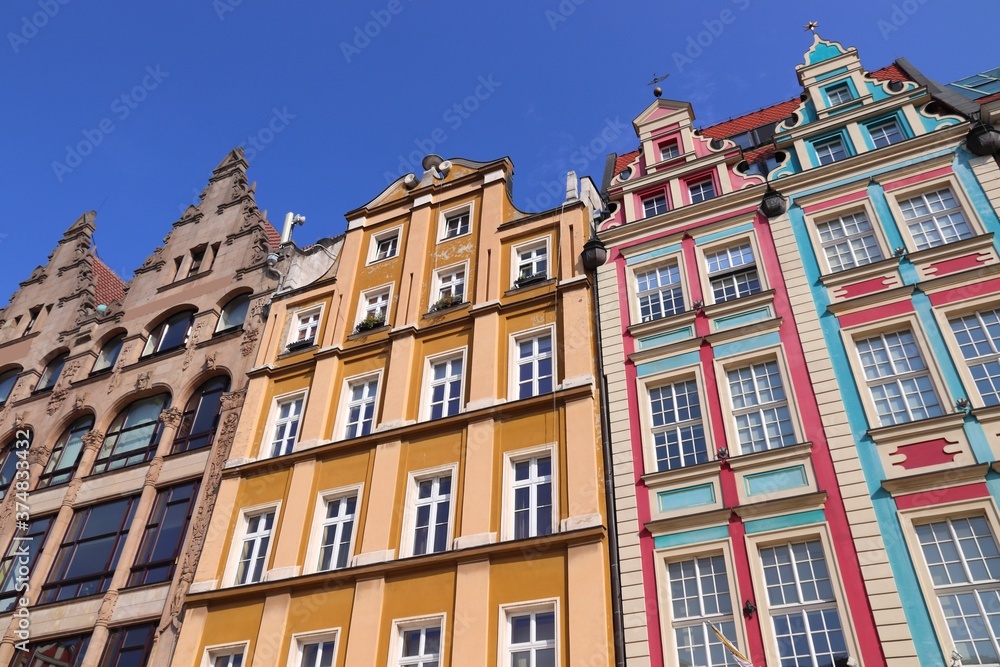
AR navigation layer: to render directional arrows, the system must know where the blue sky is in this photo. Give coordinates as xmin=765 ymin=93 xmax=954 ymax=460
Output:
xmin=2 ymin=0 xmax=995 ymax=304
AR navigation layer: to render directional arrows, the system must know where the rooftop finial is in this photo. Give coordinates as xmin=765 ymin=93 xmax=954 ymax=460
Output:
xmin=648 ymin=73 xmax=668 ymax=98
xmin=804 ymin=21 xmax=819 ymax=33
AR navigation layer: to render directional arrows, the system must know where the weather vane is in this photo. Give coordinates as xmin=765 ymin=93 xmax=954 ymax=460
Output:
xmin=804 ymin=21 xmax=819 ymax=33
xmin=648 ymin=73 xmax=669 ymax=98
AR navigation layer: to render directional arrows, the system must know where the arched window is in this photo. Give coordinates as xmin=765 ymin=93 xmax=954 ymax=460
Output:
xmin=37 ymin=415 xmax=94 ymax=488
xmin=0 ymin=442 xmax=19 ymax=500
xmin=92 ymin=333 xmax=125 ymax=374
xmin=92 ymin=394 xmax=170 ymax=474
xmin=216 ymin=295 xmax=251 ymax=333
xmin=35 ymin=353 xmax=68 ymax=392
xmin=172 ymin=376 xmax=230 ymax=454
xmin=0 ymin=368 xmax=20 ymax=405
xmin=142 ymin=310 xmax=195 ymax=357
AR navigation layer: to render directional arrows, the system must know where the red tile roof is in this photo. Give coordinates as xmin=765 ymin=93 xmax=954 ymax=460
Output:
xmin=869 ymin=63 xmax=910 ymax=83
xmin=614 ymin=151 xmax=639 ymax=175
xmin=700 ymin=98 xmax=801 ymax=140
xmin=976 ymin=91 xmax=1000 ymax=105
xmin=263 ymin=221 xmax=281 ymax=248
xmin=93 ymin=257 xmax=127 ymax=305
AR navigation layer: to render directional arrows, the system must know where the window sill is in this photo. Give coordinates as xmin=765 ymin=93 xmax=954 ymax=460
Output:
xmin=640 ymin=457 xmax=721 ymax=489
xmin=866 ymin=412 xmax=967 ymax=446
xmin=701 ymin=289 xmax=775 ymax=320
xmin=88 ymin=366 xmax=114 ymax=379
xmin=627 ymin=309 xmax=698 ymax=339
xmin=213 ymin=326 xmax=244 ymax=339
xmin=725 ymin=441 xmax=813 ymax=472
xmin=347 ymin=325 xmax=389 ymax=341
xmin=504 ymin=277 xmax=557 ymax=297
xmin=156 ymin=269 xmax=214 ymax=293
xmin=122 ymin=346 xmax=185 ymax=372
xmin=818 ymin=255 xmax=902 ymax=291
xmin=422 ymin=302 xmax=471 ymax=319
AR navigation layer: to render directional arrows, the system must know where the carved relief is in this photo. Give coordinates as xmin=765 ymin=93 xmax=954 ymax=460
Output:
xmin=240 ymin=327 xmax=259 ymax=357
xmin=136 ymin=372 xmax=151 ymax=391
xmin=12 ymin=413 xmax=26 ymax=430
xmin=250 ymin=228 xmax=269 ymax=263
xmin=26 ymin=443 xmax=52 ymax=467
xmin=158 ymin=407 xmax=183 ymax=429
xmin=204 ymin=352 xmax=218 ymax=371
xmin=63 ymin=477 xmax=84 ymax=505
xmin=45 ymin=389 xmax=67 ymax=416
xmin=145 ymin=457 xmax=164 ymax=486
xmin=219 ymin=388 xmax=246 ymax=412
xmin=81 ymin=430 xmax=105 ymax=452
xmin=73 ymin=393 xmax=88 ymax=411
xmin=96 ymin=590 xmax=119 ymax=626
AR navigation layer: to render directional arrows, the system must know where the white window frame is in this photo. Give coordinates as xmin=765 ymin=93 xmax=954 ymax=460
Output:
xmin=430 ymin=262 xmax=468 ymax=309
xmin=642 ymin=193 xmax=669 ymax=218
xmin=261 ymin=390 xmax=308 ymax=459
xmin=632 ymin=259 xmax=685 ymax=324
xmin=303 ymin=484 xmax=363 ymax=575
xmin=400 ymin=464 xmax=457 ymax=558
xmin=659 ymin=140 xmax=681 ymax=161
xmin=368 ymin=226 xmax=402 ymax=265
xmin=389 ymin=614 xmax=447 ymax=667
xmin=647 ymin=376 xmax=709 ymax=472
xmin=498 ymin=599 xmax=560 ymax=667
xmin=893 ymin=184 xmax=977 ymax=252
xmin=511 ymin=238 xmax=551 ymax=288
xmin=287 ymin=305 xmax=324 ymax=347
xmin=286 ymin=629 xmax=339 ymax=667
xmin=508 ymin=325 xmax=557 ymax=401
xmin=688 ymin=177 xmax=716 ymax=204
xmin=420 ymin=349 xmax=467 ymax=421
xmin=867 ymin=118 xmax=904 ymax=148
xmin=701 ymin=237 xmax=764 ymax=305
xmin=203 ymin=641 xmax=250 ymax=667
xmin=826 ymin=82 xmax=854 ymax=106
xmin=502 ymin=445 xmax=557 ymax=542
xmin=336 ymin=371 xmax=382 ymax=440
xmin=719 ymin=352 xmax=800 ymax=456
xmin=223 ymin=502 xmax=281 ymax=587
xmin=438 ymin=202 xmax=473 ymax=242
xmin=356 ymin=285 xmax=393 ymax=330
xmin=947 ymin=304 xmax=1000 ymax=408
xmin=814 ymin=136 xmax=848 ymax=166
xmin=815 ymin=209 xmax=886 ymax=273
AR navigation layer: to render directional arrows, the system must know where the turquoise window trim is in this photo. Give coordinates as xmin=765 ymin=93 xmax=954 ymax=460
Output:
xmin=865 ymin=181 xmax=907 ymax=251
xmin=807 ymin=129 xmax=855 ymax=168
xmin=694 ymin=222 xmax=755 ymax=246
xmin=636 ymin=350 xmax=701 ymax=377
xmin=626 ymin=243 xmax=683 ymax=266
xmin=653 ymin=525 xmax=729 ymax=549
xmin=744 ymin=465 xmax=809 ymax=497
xmin=822 ymin=79 xmax=859 ymax=108
xmin=861 ymin=111 xmax=912 ymax=151
xmin=954 ymin=148 xmax=1000 ymax=233
xmin=744 ymin=509 xmax=825 ymax=534
xmin=657 ymin=483 xmax=716 ymax=513
xmin=713 ymin=331 xmax=782 ymax=359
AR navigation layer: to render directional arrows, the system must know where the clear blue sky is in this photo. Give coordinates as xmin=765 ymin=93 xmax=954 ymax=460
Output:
xmin=2 ymin=0 xmax=995 ymax=304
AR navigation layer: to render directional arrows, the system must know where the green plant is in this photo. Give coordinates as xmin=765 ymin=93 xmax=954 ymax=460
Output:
xmin=431 ymin=294 xmax=463 ymax=312
xmin=354 ymin=313 xmax=386 ymax=333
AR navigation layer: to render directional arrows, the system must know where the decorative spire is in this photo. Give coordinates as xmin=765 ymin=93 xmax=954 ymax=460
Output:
xmin=804 ymin=21 xmax=819 ymax=33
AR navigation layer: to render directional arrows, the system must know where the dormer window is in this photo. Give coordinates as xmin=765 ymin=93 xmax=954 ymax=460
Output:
xmin=688 ymin=178 xmax=716 ymax=204
xmin=643 ymin=194 xmax=668 ymax=218
xmin=444 ymin=212 xmax=469 ymax=239
xmin=867 ymin=119 xmax=904 ymax=148
xmin=375 ymin=235 xmax=397 ymax=260
xmin=814 ymin=137 xmax=848 ymax=166
xmin=826 ymin=83 xmax=854 ymax=106
xmin=188 ymin=246 xmax=207 ymax=278
xmin=659 ymin=141 xmax=680 ymax=161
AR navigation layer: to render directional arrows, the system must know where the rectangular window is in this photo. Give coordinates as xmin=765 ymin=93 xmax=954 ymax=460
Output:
xmin=40 ymin=496 xmax=138 ymax=603
xmin=101 ymin=623 xmax=156 ymax=666
xmin=427 ymin=356 xmax=463 ymax=420
xmin=11 ymin=633 xmax=91 ymax=667
xmin=270 ymin=396 xmax=303 ymax=457
xmin=667 ymin=555 xmax=739 ymax=667
xmin=898 ymin=188 xmax=974 ymax=250
xmin=188 ymin=246 xmax=206 ymax=277
xmin=814 ymin=137 xmax=848 ymax=165
xmin=511 ymin=455 xmax=553 ymax=540
xmin=318 ymin=495 xmax=356 ymax=572
xmin=396 ymin=624 xmax=441 ymax=667
xmin=868 ymin=119 xmax=904 ymax=148
xmin=816 ymin=211 xmax=884 ymax=272
xmin=660 ymin=141 xmax=681 ymax=161
xmin=515 ymin=243 xmax=548 ymax=286
xmin=706 ymin=243 xmax=761 ymax=303
xmin=374 ymin=233 xmax=399 ymax=262
xmin=826 ymin=83 xmax=854 ymax=106
xmin=344 ymin=377 xmax=378 ymax=438
xmin=444 ymin=211 xmax=470 ymax=239
xmin=293 ymin=310 xmax=321 ymax=345
xmin=650 ymin=379 xmax=708 ymax=471
xmin=0 ymin=515 xmax=53 ymax=612
xmin=636 ymin=262 xmax=684 ymax=322
xmin=361 ymin=288 xmax=390 ymax=323
xmin=689 ymin=178 xmax=716 ymax=203
xmin=643 ymin=194 xmax=668 ymax=217
xmin=855 ymin=330 xmax=943 ymax=426
xmin=412 ymin=474 xmax=451 ymax=556
xmin=507 ymin=608 xmax=556 ymax=666
xmin=235 ymin=510 xmax=275 ymax=585
xmin=128 ymin=481 xmax=199 ymax=587
xmin=296 ymin=634 xmax=338 ymax=667
xmin=727 ymin=360 xmax=796 ymax=454
xmin=209 ymin=650 xmax=245 ymax=667
xmin=951 ymin=309 xmax=1000 ymax=406
xmin=760 ymin=540 xmax=849 ymax=667
xmin=23 ymin=307 xmax=41 ymax=336
xmin=515 ymin=332 xmax=554 ymax=400
xmin=915 ymin=516 xmax=1000 ymax=665
xmin=435 ymin=267 xmax=466 ymax=303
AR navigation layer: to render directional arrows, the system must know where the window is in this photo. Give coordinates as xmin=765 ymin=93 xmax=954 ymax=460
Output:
xmin=667 ymin=555 xmax=739 ymax=667
xmin=172 ymin=257 xmax=184 ymax=283
xmin=143 ymin=310 xmax=195 ymax=356
xmin=506 ymin=607 xmax=556 ymax=667
xmin=855 ymin=330 xmax=942 ymax=426
xmin=643 ymin=194 xmax=668 ymax=218
xmin=173 ymin=376 xmax=230 ymax=454
xmin=92 ymin=334 xmax=125 ymax=373
xmin=434 ymin=266 xmax=466 ymax=303
xmin=915 ymin=516 xmax=1000 ymax=665
xmin=217 ymin=294 xmax=251 ymax=333
xmin=11 ymin=633 xmax=91 ymax=667
xmin=0 ymin=444 xmax=18 ymax=499
xmin=40 ymin=496 xmax=138 ymax=603
xmin=36 ymin=353 xmax=68 ymax=392
xmin=814 ymin=137 xmax=848 ymax=166
xmin=898 ymin=188 xmax=974 ymax=251
xmin=868 ymin=118 xmax=904 ymax=148
xmin=128 ymin=481 xmax=199 ymax=587
xmin=511 ymin=455 xmax=553 ymax=540
xmin=514 ymin=242 xmax=548 ymax=286
xmin=816 ymin=211 xmax=884 ymax=272
xmin=361 ymin=288 xmax=390 ymax=322
xmin=650 ymin=379 xmax=707 ymax=471
xmin=705 ymin=243 xmax=761 ymax=303
xmin=235 ymin=510 xmax=275 ymax=585
xmin=951 ymin=309 xmax=1000 ymax=406
xmin=38 ymin=415 xmax=94 ymax=488
xmin=270 ymin=395 xmax=304 ymax=457
xmin=92 ymin=394 xmax=170 ymax=474
xmin=290 ymin=308 xmax=321 ymax=347
xmin=100 ymin=623 xmax=156 ymax=667
xmin=0 ymin=515 xmax=53 ymax=612
xmin=760 ymin=540 xmax=849 ymax=667
xmin=636 ymin=262 xmax=684 ymax=322
xmin=426 ymin=356 xmax=463 ymax=420
xmin=23 ymin=306 xmax=42 ymax=336
xmin=0 ymin=367 xmax=19 ymax=404
xmin=344 ymin=377 xmax=378 ymax=439
xmin=727 ymin=360 xmax=796 ymax=454
xmin=514 ymin=332 xmax=554 ymax=400
xmin=660 ymin=141 xmax=681 ymax=161
xmin=371 ymin=230 xmax=400 ymax=262
xmin=826 ymin=83 xmax=854 ymax=106
xmin=293 ymin=631 xmax=339 ymax=667
xmin=188 ymin=246 xmax=207 ymax=277
xmin=395 ymin=623 xmax=441 ymax=667
xmin=443 ymin=211 xmax=470 ymax=239
xmin=689 ymin=178 xmax=716 ymax=203
xmin=317 ymin=494 xmax=357 ymax=571
xmin=207 ymin=647 xmax=246 ymax=667
xmin=411 ymin=474 xmax=452 ymax=556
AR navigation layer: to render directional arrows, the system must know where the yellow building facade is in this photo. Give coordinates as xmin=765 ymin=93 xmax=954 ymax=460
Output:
xmin=172 ymin=156 xmax=615 ymax=666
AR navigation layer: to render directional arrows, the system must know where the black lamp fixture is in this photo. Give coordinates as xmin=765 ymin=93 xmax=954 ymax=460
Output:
xmin=582 ymin=205 xmax=610 ymax=271
xmin=966 ymin=112 xmax=1000 ymax=157
xmin=760 ymin=173 xmax=788 ymax=219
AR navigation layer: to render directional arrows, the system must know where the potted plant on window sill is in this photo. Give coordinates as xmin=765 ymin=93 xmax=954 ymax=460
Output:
xmin=430 ymin=294 xmax=464 ymax=312
xmin=514 ymin=272 xmax=547 ymax=289
xmin=354 ymin=313 xmax=386 ymax=334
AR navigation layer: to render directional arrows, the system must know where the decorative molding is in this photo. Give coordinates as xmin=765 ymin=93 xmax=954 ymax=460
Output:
xmin=81 ymin=430 xmax=105 ymax=452
xmin=62 ymin=477 xmax=84 ymax=505
xmin=96 ymin=590 xmax=119 ymax=627
xmin=219 ymin=388 xmax=247 ymax=412
xmin=158 ymin=407 xmax=184 ymax=429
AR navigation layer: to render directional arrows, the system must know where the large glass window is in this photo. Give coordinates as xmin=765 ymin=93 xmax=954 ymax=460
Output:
xmin=0 ymin=515 xmax=53 ymax=612
xmin=816 ymin=211 xmax=884 ymax=272
xmin=0 ymin=443 xmax=20 ymax=500
xmin=10 ymin=633 xmax=91 ymax=667
xmin=92 ymin=334 xmax=125 ymax=374
xmin=515 ymin=243 xmax=549 ymax=285
xmin=40 ymin=496 xmax=138 ymax=603
xmin=855 ymin=330 xmax=943 ymax=426
xmin=35 ymin=353 xmax=68 ymax=392
xmin=667 ymin=555 xmax=739 ymax=667
xmin=898 ymin=188 xmax=974 ymax=251
xmin=706 ymin=244 xmax=761 ymax=303
xmin=427 ymin=357 xmax=463 ymax=420
xmin=867 ymin=118 xmax=904 ymax=148
xmin=411 ymin=474 xmax=451 ymax=556
xmin=344 ymin=378 xmax=378 ymax=439
xmin=826 ymin=83 xmax=853 ymax=106
xmin=173 ymin=376 xmax=230 ymax=454
xmin=128 ymin=481 xmax=199 ymax=587
xmin=0 ymin=367 xmax=20 ymax=405
xmin=217 ymin=294 xmax=251 ymax=333
xmin=951 ymin=309 xmax=1000 ymax=407
xmin=727 ymin=360 xmax=796 ymax=454
xmin=650 ymin=379 xmax=707 ymax=471
xmin=636 ymin=262 xmax=684 ymax=323
xmin=318 ymin=495 xmax=357 ymax=572
xmin=396 ymin=624 xmax=441 ymax=667
xmin=99 ymin=623 xmax=156 ymax=667
xmin=297 ymin=634 xmax=338 ymax=667
xmin=507 ymin=608 xmax=556 ymax=667
xmin=643 ymin=194 xmax=668 ymax=218
xmin=270 ymin=395 xmax=304 ymax=457
xmin=511 ymin=455 xmax=553 ymax=540
xmin=515 ymin=333 xmax=554 ymax=400
xmin=92 ymin=394 xmax=170 ymax=474
xmin=143 ymin=310 xmax=195 ymax=356
xmin=38 ymin=415 xmax=94 ymax=488
xmin=814 ymin=137 xmax=848 ymax=166
xmin=689 ymin=178 xmax=717 ymax=203
xmin=235 ymin=510 xmax=275 ymax=585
